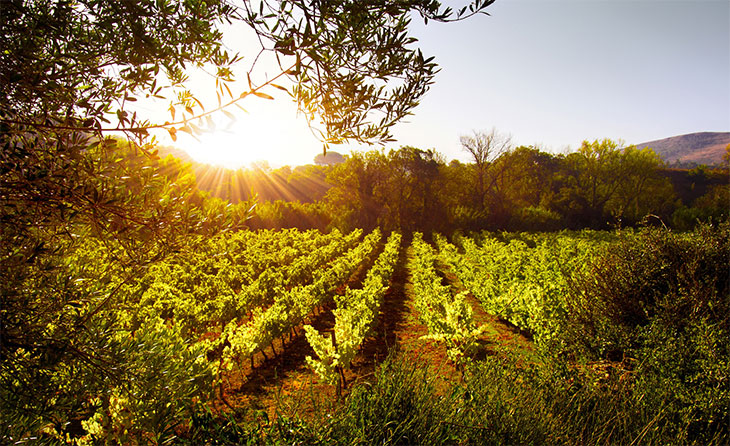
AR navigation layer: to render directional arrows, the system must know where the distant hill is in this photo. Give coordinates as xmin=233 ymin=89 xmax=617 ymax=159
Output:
xmin=635 ymin=132 xmax=730 ymax=167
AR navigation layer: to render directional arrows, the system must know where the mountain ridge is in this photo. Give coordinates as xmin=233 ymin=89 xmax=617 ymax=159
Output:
xmin=634 ymin=131 xmax=729 ymax=166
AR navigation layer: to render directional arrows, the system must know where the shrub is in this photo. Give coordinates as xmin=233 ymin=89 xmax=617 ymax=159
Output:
xmin=562 ymin=222 xmax=729 ymax=442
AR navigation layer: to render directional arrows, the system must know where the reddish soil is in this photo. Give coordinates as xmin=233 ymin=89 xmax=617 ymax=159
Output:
xmin=213 ymin=241 xmax=533 ymax=421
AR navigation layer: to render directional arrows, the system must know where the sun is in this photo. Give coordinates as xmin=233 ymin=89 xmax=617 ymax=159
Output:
xmin=164 ymin=95 xmax=325 ymax=169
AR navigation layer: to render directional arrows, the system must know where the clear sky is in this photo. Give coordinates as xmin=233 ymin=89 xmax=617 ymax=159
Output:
xmin=149 ymin=0 xmax=730 ymax=167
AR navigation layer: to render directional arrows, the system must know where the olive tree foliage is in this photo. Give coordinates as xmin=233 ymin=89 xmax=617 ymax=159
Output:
xmin=252 ymin=0 xmax=496 ymax=146
xmin=0 ymin=0 xmax=495 ymax=441
xmin=1 ymin=0 xmax=243 ymax=365
xmin=1 ymin=0 xmax=495 ymax=145
xmin=1 ymin=0 xmax=249 ymax=263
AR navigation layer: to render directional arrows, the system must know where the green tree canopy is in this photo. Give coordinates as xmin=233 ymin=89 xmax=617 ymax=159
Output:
xmin=556 ymin=139 xmax=672 ymax=228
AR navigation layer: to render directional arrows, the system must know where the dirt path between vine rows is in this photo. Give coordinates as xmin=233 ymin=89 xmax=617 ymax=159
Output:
xmin=215 ymin=241 xmax=533 ymax=421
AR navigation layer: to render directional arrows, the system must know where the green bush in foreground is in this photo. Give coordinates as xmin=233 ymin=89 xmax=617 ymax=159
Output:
xmin=561 ymin=222 xmax=729 ymax=443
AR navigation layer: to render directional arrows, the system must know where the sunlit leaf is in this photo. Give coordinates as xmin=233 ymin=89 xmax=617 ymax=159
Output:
xmin=253 ymin=91 xmax=274 ymax=100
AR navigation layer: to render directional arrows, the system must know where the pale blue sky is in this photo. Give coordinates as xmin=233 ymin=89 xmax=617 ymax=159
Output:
xmin=388 ymin=0 xmax=730 ymax=162
xmin=155 ymin=0 xmax=730 ymax=167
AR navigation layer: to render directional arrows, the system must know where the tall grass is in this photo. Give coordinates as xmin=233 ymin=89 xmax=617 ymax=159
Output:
xmin=186 ymin=348 xmax=728 ymax=445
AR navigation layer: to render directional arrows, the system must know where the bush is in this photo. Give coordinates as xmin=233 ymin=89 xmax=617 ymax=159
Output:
xmin=513 ymin=206 xmax=563 ymax=232
xmin=561 ymin=222 xmax=729 ymax=442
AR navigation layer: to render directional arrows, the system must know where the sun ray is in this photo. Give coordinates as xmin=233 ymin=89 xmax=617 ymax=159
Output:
xmin=167 ymin=94 xmax=325 ymax=169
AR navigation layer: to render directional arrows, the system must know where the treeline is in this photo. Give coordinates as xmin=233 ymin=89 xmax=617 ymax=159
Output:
xmin=222 ymin=138 xmax=728 ymax=233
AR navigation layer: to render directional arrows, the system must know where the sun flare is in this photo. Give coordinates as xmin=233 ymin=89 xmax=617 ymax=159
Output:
xmin=168 ymin=98 xmax=324 ymax=169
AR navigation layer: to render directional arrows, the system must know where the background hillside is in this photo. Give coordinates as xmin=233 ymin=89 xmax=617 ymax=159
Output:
xmin=635 ymin=132 xmax=730 ymax=167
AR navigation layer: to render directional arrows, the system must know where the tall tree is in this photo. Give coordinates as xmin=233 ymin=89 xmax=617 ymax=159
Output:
xmin=459 ymin=128 xmax=512 ymax=213
xmin=325 ymin=150 xmax=387 ymax=231
xmin=438 ymin=160 xmax=481 ymax=230
xmin=608 ymin=146 xmax=674 ymax=224
xmin=378 ymin=147 xmax=443 ymax=232
xmin=556 ymin=139 xmax=675 ymax=228
xmin=490 ymin=146 xmax=562 ymax=229
xmin=324 ymin=147 xmax=445 ymax=232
